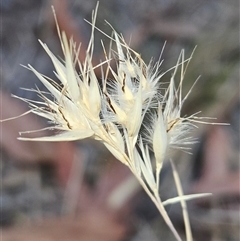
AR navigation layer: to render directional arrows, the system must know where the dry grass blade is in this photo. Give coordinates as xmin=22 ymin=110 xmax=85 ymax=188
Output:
xmin=170 ymin=159 xmax=192 ymax=241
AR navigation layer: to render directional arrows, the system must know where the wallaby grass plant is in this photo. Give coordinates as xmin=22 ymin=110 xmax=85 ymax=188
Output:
xmin=3 ymin=3 xmax=224 ymax=241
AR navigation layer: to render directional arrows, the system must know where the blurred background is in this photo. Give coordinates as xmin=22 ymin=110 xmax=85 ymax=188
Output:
xmin=1 ymin=0 xmax=239 ymax=240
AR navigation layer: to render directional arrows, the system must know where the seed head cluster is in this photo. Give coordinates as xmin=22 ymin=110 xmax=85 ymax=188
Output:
xmin=15 ymin=8 xmax=209 ymax=241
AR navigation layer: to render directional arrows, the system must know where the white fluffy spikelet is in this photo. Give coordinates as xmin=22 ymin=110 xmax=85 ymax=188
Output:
xmin=153 ymin=104 xmax=168 ymax=172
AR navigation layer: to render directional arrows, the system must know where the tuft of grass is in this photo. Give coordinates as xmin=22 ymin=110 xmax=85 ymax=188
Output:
xmin=10 ymin=4 xmax=218 ymax=241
